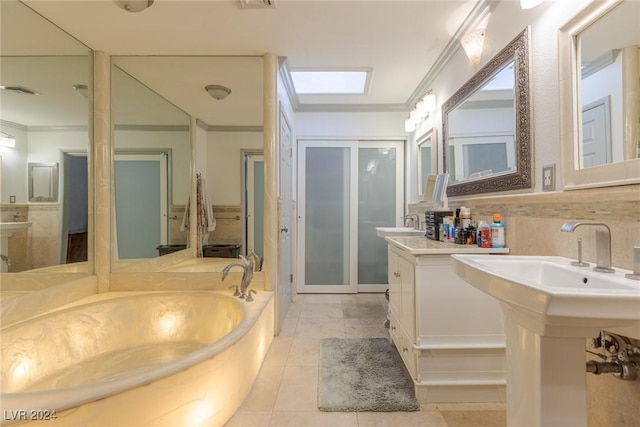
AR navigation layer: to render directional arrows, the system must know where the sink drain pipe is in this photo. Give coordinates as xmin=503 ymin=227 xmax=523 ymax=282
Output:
xmin=586 ymin=360 xmax=638 ymax=381
xmin=587 ymin=331 xmax=640 ymax=381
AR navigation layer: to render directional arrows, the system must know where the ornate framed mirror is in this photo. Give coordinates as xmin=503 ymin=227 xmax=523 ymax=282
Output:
xmin=442 ymin=27 xmax=532 ymax=197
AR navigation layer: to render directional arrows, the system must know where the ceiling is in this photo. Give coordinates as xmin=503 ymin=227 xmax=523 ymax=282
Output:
xmin=3 ymin=0 xmax=483 ymax=127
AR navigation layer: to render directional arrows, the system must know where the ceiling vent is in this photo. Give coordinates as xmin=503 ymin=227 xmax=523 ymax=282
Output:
xmin=238 ymin=0 xmax=275 ymax=9
xmin=0 ymin=85 xmax=40 ymax=95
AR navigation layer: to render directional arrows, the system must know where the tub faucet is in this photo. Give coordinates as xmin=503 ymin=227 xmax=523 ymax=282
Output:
xmin=561 ymin=221 xmax=614 ymax=273
xmin=221 ymin=255 xmax=255 ymax=298
xmin=1 ymin=254 xmax=10 ymax=266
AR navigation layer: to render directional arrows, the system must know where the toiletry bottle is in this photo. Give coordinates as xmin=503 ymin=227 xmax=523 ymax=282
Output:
xmin=461 ymin=207 xmax=471 ymax=229
xmin=479 ymin=221 xmax=491 ymax=248
xmin=490 ymin=214 xmax=505 ymax=248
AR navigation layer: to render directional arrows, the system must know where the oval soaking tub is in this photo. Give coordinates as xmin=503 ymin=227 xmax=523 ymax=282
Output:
xmin=1 ymin=291 xmax=274 ymax=426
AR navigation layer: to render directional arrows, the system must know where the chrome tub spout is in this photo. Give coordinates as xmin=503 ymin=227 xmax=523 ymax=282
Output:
xmin=221 ymin=255 xmax=255 ymax=298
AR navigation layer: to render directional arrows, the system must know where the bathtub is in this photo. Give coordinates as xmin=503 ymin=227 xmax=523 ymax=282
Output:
xmin=1 ymin=290 xmax=274 ymax=426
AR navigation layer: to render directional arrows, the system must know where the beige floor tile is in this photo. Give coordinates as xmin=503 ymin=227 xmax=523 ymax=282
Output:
xmin=295 ymin=318 xmax=346 ymax=339
xmin=224 ymin=410 xmax=272 ymax=427
xmin=240 ymin=363 xmax=286 ymax=412
xmin=437 ymin=403 xmax=506 ymax=411
xmin=440 ymin=410 xmax=506 ymax=427
xmin=299 ymin=302 xmax=344 ymax=319
xmin=273 ymin=366 xmax=319 ymax=412
xmin=342 ymin=302 xmax=387 ymax=319
xmin=340 ymin=293 xmax=383 ymax=305
xmin=269 ymin=411 xmax=358 ymax=427
xmin=356 ymin=410 xmax=449 ymax=427
xmin=344 ymin=318 xmax=390 ymax=338
xmin=286 ymin=301 xmax=303 ymax=318
xmin=302 ymin=294 xmax=343 ymax=304
xmin=278 ymin=316 xmax=299 ymax=337
xmin=286 ymin=336 xmax=320 ymax=367
xmin=262 ymin=337 xmax=292 ymax=368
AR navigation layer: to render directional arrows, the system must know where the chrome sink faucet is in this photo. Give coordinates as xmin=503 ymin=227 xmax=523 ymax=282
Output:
xmin=404 ymin=214 xmax=420 ymax=229
xmin=561 ymin=221 xmax=614 ymax=273
xmin=221 ymin=255 xmax=255 ymax=299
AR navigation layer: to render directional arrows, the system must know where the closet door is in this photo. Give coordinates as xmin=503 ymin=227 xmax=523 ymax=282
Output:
xmin=298 ymin=141 xmax=357 ymax=293
xmin=297 ymin=140 xmax=403 ymax=294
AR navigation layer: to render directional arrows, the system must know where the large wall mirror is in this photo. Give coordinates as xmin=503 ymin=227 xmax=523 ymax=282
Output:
xmin=417 ymin=128 xmax=437 ymax=197
xmin=111 ymin=61 xmax=191 ymax=264
xmin=560 ymin=0 xmax=639 ymax=188
xmin=442 ymin=27 xmax=532 ymax=197
xmin=110 ymin=56 xmax=264 ymax=270
xmin=0 ymin=0 xmax=92 ymax=274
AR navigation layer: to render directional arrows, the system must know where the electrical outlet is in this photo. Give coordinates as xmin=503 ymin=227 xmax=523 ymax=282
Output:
xmin=9 ymin=195 xmax=16 ymax=203
xmin=542 ymin=164 xmax=555 ymax=191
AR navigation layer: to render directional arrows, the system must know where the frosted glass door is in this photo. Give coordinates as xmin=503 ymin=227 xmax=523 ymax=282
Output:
xmin=297 ymin=140 xmax=403 ymax=294
xmin=358 ymin=145 xmax=400 ymax=287
xmin=298 ymin=142 xmax=357 ymax=293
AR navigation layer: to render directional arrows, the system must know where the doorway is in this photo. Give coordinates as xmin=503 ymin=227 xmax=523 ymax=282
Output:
xmin=242 ymin=151 xmax=264 ymax=260
xmin=114 ymin=152 xmax=169 ymax=259
xmin=62 ymin=152 xmax=88 ymax=264
xmin=296 ymin=139 xmax=404 ymax=294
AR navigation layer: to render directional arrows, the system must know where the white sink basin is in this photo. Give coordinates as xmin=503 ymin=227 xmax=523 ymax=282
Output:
xmin=0 ymin=222 xmax=32 ymax=238
xmin=375 ymin=227 xmax=425 ymax=237
xmin=451 ymin=255 xmax=640 ymax=331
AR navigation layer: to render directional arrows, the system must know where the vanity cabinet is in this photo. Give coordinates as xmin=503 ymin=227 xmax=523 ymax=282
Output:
xmin=386 ymin=237 xmax=509 ymax=404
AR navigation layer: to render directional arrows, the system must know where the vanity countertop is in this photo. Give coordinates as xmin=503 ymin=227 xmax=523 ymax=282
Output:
xmin=385 ymin=236 xmax=510 ymax=256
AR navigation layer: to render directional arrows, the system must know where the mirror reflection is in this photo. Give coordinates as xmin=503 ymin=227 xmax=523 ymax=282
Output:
xmin=443 ymin=27 xmax=531 ymax=196
xmin=578 ymin=0 xmax=639 ymax=167
xmin=0 ymin=0 xmax=91 ymax=273
xmin=111 ymin=63 xmax=191 ymax=261
xmin=446 ymin=63 xmax=515 ymax=184
xmin=417 ymin=128 xmax=437 ymax=197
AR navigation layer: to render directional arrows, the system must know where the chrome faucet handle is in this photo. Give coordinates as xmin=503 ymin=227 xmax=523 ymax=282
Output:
xmin=625 ymin=246 xmax=640 ymax=281
xmin=571 ymin=238 xmax=590 ymax=267
xmin=246 ymin=289 xmax=257 ymax=302
xmin=228 ymin=285 xmax=240 ymax=296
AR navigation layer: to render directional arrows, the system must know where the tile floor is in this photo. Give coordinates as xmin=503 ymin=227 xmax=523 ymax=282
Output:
xmin=225 ymin=293 xmax=506 ymax=427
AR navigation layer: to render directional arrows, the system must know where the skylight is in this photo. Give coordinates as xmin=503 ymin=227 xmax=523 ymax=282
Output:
xmin=290 ymin=69 xmax=370 ymax=95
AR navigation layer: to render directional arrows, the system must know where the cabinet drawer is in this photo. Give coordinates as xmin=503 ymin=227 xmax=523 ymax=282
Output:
xmin=389 ymin=312 xmax=417 ymax=381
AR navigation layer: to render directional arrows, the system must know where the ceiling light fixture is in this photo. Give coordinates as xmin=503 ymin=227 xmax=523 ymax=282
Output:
xmin=205 ymin=85 xmax=232 ymax=100
xmin=113 ymin=0 xmax=154 ymax=13
xmin=0 ymin=85 xmax=40 ymax=95
xmin=73 ymin=84 xmax=88 ymax=99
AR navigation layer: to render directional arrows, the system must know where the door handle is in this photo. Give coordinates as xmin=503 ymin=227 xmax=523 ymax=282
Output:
xmin=280 ymin=227 xmax=289 ymax=233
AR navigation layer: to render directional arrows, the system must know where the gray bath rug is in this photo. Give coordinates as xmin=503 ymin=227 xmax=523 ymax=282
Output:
xmin=318 ymin=337 xmax=420 ymax=412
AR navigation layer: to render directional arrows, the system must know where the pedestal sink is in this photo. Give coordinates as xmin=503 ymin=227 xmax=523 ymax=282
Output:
xmin=0 ymin=222 xmax=32 ymax=272
xmin=451 ymin=255 xmax=640 ymax=427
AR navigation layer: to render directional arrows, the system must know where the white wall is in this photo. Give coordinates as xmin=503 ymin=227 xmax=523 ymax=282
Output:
xmin=206 ymin=131 xmax=263 ymax=205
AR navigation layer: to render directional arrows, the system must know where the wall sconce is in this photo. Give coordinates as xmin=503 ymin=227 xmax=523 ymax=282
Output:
xmin=1 ymin=132 xmax=16 ymax=148
xmin=113 ymin=0 xmax=154 ymax=13
xmin=461 ymin=28 xmax=486 ymax=69
xmin=205 ymin=85 xmax=232 ymax=100
xmin=404 ymin=91 xmax=437 ymax=133
xmin=520 ymin=0 xmax=544 ymax=9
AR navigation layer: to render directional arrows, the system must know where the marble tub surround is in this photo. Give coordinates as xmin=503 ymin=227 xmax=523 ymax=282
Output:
xmin=109 ymin=270 xmax=265 ymax=293
xmin=112 ymin=247 xmax=197 ymax=272
xmin=1 ymin=290 xmax=275 ymax=427
xmin=1 ymin=276 xmax=97 ymax=327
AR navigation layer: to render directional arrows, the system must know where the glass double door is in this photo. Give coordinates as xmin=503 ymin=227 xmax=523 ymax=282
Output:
xmin=297 ymin=140 xmax=403 ymax=293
